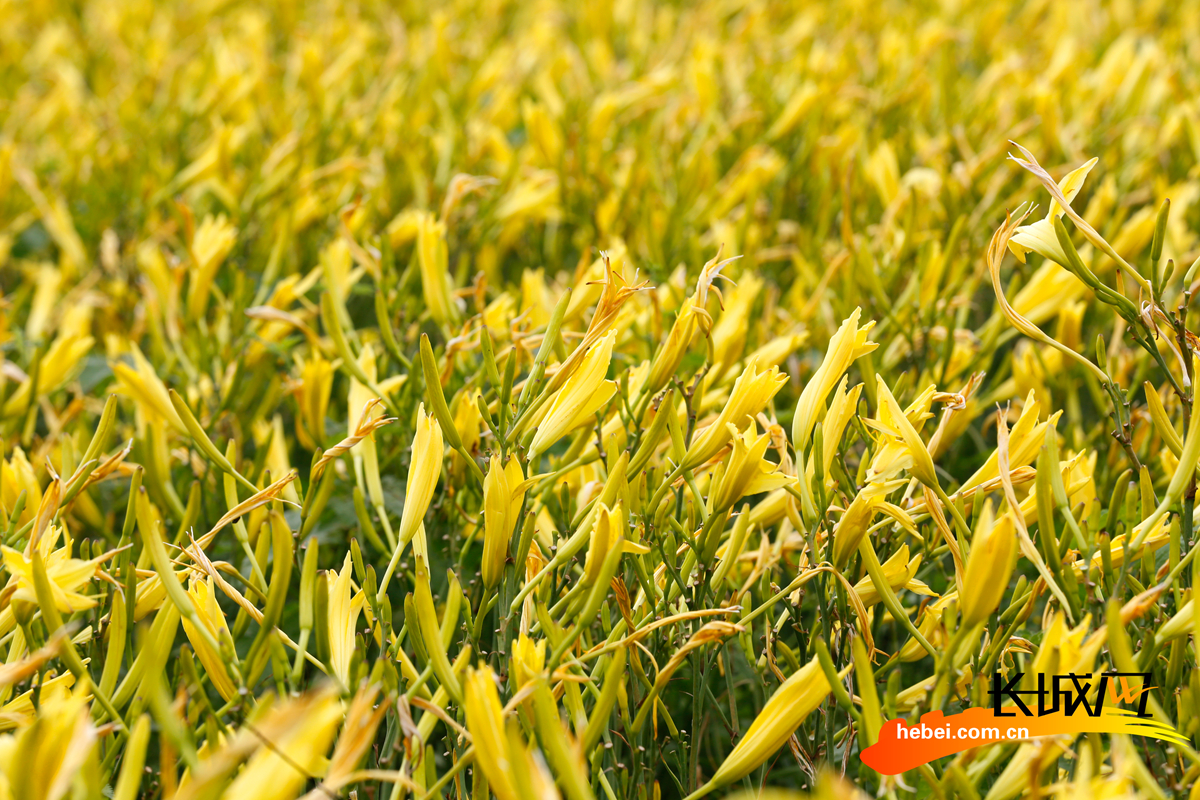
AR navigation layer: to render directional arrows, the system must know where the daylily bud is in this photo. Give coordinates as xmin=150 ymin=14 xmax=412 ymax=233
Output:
xmin=960 ymin=502 xmax=1016 ymax=626
xmin=464 ymin=665 xmax=520 ymax=800
xmin=398 ymin=404 xmax=444 ymax=548
xmin=482 ymin=456 xmax=528 ymax=590
xmin=699 ymin=657 xmax=832 ymax=793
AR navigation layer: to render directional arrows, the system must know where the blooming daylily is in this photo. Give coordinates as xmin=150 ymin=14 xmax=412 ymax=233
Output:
xmin=1007 ymin=157 xmax=1098 ymax=265
xmin=1 ymin=532 xmax=114 ymax=614
xmin=709 ymin=421 xmax=795 ymax=513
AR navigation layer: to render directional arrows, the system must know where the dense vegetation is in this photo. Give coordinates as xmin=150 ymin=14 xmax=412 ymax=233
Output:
xmin=2 ymin=1 xmax=1200 ymax=798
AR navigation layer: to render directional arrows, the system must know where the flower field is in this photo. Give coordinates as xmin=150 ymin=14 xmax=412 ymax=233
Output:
xmin=2 ymin=0 xmax=1200 ymax=798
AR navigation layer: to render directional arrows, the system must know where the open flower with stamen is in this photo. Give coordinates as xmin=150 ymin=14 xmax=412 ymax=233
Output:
xmin=1 ymin=527 xmax=116 ymax=614
xmin=865 ymin=378 xmax=939 ymax=487
xmin=709 ymin=421 xmax=795 ymax=513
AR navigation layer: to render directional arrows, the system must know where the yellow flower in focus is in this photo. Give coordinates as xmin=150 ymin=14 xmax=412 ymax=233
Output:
xmin=806 ymin=377 xmax=863 ymax=490
xmin=959 ymin=392 xmax=1061 ymax=493
xmin=511 ymin=634 xmax=546 ymax=691
xmin=645 ymin=250 xmax=738 ymax=397
xmin=327 ymin=552 xmax=365 ymax=688
xmin=710 ymin=421 xmax=794 ymax=513
xmin=705 ymin=656 xmax=831 ymax=791
xmin=397 ymin=404 xmax=444 ymax=548
xmin=482 ymin=456 xmax=528 ymax=590
xmin=792 ymin=308 xmax=877 ymax=453
xmin=1008 ymin=157 xmax=1098 ymax=265
xmin=829 ymin=483 xmax=888 ymax=569
xmin=960 ymin=501 xmax=1017 ymax=626
xmin=899 ymin=592 xmax=958 ymax=661
xmin=1 ymin=533 xmax=110 ymax=614
xmin=683 ymin=363 xmax=787 ymax=471
xmin=464 ymin=665 xmax=520 ymax=800
xmin=852 ymin=544 xmax=933 ymax=606
xmin=583 ymin=502 xmax=623 ymax=587
xmin=528 ymin=331 xmax=617 ymax=459
xmin=180 ymin=576 xmax=237 ymax=701
xmin=866 ymin=378 xmax=938 ymax=487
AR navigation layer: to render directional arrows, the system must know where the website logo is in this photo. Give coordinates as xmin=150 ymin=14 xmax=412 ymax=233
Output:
xmin=860 ymin=671 xmax=1184 ymax=775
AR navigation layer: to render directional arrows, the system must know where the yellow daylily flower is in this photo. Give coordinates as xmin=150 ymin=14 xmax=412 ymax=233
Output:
xmin=704 ymin=656 xmax=831 ymax=791
xmin=866 ymin=378 xmax=938 ymax=487
xmin=1 ymin=536 xmax=110 ymax=614
xmin=710 ymin=421 xmax=795 ymax=513
xmin=110 ymin=343 xmax=187 ymax=433
xmin=960 ymin=501 xmax=1016 ymax=626
xmin=528 ymin=330 xmax=617 ymax=459
xmin=482 ymin=456 xmax=528 ymax=590
xmin=180 ymin=576 xmax=237 ymax=702
xmin=187 ymin=214 xmax=238 ymax=319
xmin=792 ymin=308 xmax=877 ymax=454
xmin=292 ymin=353 xmax=335 ymax=451
xmin=852 ymin=544 xmax=933 ymax=606
xmin=0 ymin=448 xmax=41 ymax=527
xmin=464 ymin=665 xmax=520 ymax=800
xmin=1008 ymin=157 xmax=1098 ymax=265
xmin=327 ymin=552 xmax=365 ymax=688
xmin=397 ymin=404 xmax=444 ymax=548
xmin=683 ymin=362 xmax=787 ymax=471
xmin=222 ymin=686 xmax=344 ymax=800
